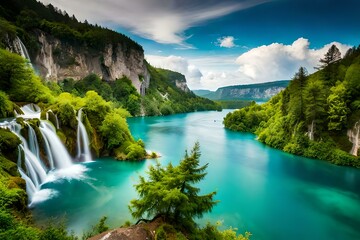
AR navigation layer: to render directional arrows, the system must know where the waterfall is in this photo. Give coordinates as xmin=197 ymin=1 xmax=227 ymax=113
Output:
xmin=8 ymin=121 xmax=47 ymax=189
xmin=18 ymin=168 xmax=37 ymax=200
xmin=46 ymin=110 xmax=60 ymax=129
xmin=39 ymin=121 xmax=73 ymax=168
xmin=76 ymin=109 xmax=92 ymax=162
xmin=307 ymin=120 xmax=315 ymax=141
xmin=0 ymin=103 xmax=88 ymax=203
xmin=13 ymin=37 xmax=33 ymax=68
xmin=348 ymin=121 xmax=360 ymax=156
xmin=26 ymin=123 xmax=40 ymax=159
xmin=18 ymin=103 xmax=41 ymax=119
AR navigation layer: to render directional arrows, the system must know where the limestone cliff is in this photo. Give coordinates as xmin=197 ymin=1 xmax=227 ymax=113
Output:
xmin=198 ymin=80 xmax=290 ymax=100
xmin=7 ymin=31 xmax=150 ymax=95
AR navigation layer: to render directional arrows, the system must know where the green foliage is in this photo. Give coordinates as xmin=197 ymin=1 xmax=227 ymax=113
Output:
xmin=327 ymin=82 xmax=349 ymax=130
xmin=318 ymin=44 xmax=341 ymax=69
xmin=39 ymin=223 xmax=77 ymax=240
xmin=72 ymin=74 xmax=112 ymax=100
xmin=143 ymin=65 xmax=221 ymax=116
xmin=223 ymin=102 xmax=269 ymax=132
xmin=0 ymin=0 xmax=143 ymax=53
xmin=0 ymin=18 xmax=16 ymax=48
xmin=224 ymin=44 xmax=360 ymax=167
xmin=59 ymin=75 xmax=141 ymax=116
xmin=0 ymin=128 xmax=21 ymax=158
xmin=57 ymin=103 xmax=76 ymax=127
xmin=216 ymin=100 xmax=253 ymax=109
xmin=344 ymin=63 xmax=360 ymax=101
xmin=0 ymin=49 xmax=53 ymax=103
xmin=304 ymin=79 xmax=326 ymax=126
xmin=125 ymin=142 xmax=146 ymax=160
xmin=0 ymin=92 xmax=14 ymax=118
xmin=83 ymin=91 xmax=111 ymax=128
xmin=129 ymin=142 xmax=218 ymax=229
xmin=193 ymin=222 xmax=251 ymax=240
xmin=81 ymin=216 xmax=109 ymax=240
xmin=99 ymin=111 xmax=132 ymax=149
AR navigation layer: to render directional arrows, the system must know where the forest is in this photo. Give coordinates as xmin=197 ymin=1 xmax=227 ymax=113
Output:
xmin=224 ymin=45 xmax=360 ymax=167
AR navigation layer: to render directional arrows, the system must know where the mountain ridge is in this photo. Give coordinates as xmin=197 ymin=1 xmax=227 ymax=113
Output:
xmin=194 ymin=80 xmax=290 ymax=100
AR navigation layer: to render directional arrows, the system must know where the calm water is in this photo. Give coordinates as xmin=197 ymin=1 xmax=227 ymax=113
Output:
xmin=33 ymin=110 xmax=360 ymax=239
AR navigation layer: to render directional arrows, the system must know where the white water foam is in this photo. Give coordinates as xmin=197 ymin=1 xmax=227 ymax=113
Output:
xmin=30 ymin=189 xmax=59 ymax=206
xmin=45 ymin=164 xmax=89 ymax=183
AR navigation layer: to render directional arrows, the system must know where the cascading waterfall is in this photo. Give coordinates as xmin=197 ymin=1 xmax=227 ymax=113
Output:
xmin=46 ymin=110 xmax=60 ymax=129
xmin=307 ymin=120 xmax=315 ymax=141
xmin=27 ymin=123 xmax=40 ymax=159
xmin=13 ymin=37 xmax=33 ymax=68
xmin=39 ymin=121 xmax=73 ymax=168
xmin=348 ymin=120 xmax=360 ymax=156
xmin=7 ymin=121 xmax=47 ymax=190
xmin=0 ymin=104 xmax=92 ymax=203
xmin=76 ymin=108 xmax=92 ymax=162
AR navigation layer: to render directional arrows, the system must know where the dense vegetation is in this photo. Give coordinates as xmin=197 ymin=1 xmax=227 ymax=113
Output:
xmin=215 ymin=100 xmax=254 ymax=109
xmin=224 ymin=45 xmax=360 ymax=167
xmin=0 ymin=0 xmax=220 ymax=117
xmin=129 ymin=143 xmax=250 ymax=240
xmin=142 ymin=65 xmax=221 ymax=116
xmin=0 ymin=0 xmax=142 ymax=55
xmin=0 ymin=46 xmax=145 ymax=240
xmin=0 ymin=49 xmax=145 ymax=160
xmin=0 ymin=1 xmax=221 ymax=238
xmin=58 ymin=67 xmax=221 ymax=116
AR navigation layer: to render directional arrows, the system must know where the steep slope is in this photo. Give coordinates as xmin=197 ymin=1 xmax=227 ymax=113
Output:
xmin=142 ymin=66 xmax=221 ymax=116
xmin=224 ymin=46 xmax=360 ymax=167
xmin=0 ymin=0 xmax=219 ymax=116
xmin=203 ymin=80 xmax=290 ymax=100
xmin=0 ymin=0 xmax=150 ymax=94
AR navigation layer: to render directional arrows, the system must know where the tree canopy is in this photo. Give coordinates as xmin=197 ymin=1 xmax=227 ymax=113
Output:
xmin=129 ymin=142 xmax=218 ymax=229
xmin=318 ymin=44 xmax=342 ymax=69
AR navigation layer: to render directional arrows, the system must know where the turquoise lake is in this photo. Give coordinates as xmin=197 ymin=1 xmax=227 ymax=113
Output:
xmin=33 ymin=110 xmax=360 ymax=239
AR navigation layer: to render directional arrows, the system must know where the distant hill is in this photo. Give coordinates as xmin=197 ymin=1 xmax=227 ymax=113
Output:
xmin=193 ymin=89 xmax=214 ymax=97
xmin=195 ymin=80 xmax=290 ymax=101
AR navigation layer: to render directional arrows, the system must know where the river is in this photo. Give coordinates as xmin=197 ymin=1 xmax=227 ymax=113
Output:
xmin=32 ymin=110 xmax=360 ymax=239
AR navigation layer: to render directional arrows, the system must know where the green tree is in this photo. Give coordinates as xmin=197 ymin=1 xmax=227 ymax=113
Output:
xmin=99 ymin=111 xmax=132 ymax=149
xmin=304 ymin=79 xmax=326 ymax=140
xmin=129 ymin=142 xmax=217 ymax=228
xmin=0 ymin=91 xmax=13 ymax=118
xmin=318 ymin=44 xmax=341 ymax=69
xmin=288 ymin=67 xmax=308 ymax=121
xmin=327 ymin=82 xmax=349 ymax=130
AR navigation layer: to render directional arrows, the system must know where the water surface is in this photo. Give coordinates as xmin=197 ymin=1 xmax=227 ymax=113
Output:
xmin=33 ymin=110 xmax=360 ymax=239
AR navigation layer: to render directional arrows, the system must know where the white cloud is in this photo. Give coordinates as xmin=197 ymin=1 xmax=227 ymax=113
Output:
xmin=217 ymin=36 xmax=236 ymax=48
xmin=146 ymin=38 xmax=351 ymax=90
xmin=38 ymin=0 xmax=268 ymax=45
xmin=235 ymin=38 xmax=351 ymax=82
xmin=145 ymin=55 xmax=203 ymax=88
xmin=146 ymin=54 xmax=242 ymax=90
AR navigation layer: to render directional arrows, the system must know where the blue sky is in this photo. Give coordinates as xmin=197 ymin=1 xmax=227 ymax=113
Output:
xmin=40 ymin=0 xmax=360 ymax=90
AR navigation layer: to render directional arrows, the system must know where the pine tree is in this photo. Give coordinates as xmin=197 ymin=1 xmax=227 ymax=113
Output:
xmin=318 ymin=44 xmax=341 ymax=69
xmin=129 ymin=142 xmax=217 ymax=228
xmin=289 ymin=67 xmax=308 ymax=120
xmin=304 ymin=80 xmax=326 ymax=140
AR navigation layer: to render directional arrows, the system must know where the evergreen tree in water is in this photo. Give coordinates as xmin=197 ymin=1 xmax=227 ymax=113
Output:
xmin=129 ymin=142 xmax=218 ymax=229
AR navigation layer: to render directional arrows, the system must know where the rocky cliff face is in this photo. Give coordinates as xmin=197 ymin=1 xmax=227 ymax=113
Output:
xmin=8 ymin=31 xmax=150 ymax=95
xmin=217 ymin=86 xmax=286 ymax=99
xmin=175 ymin=79 xmax=190 ymax=93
